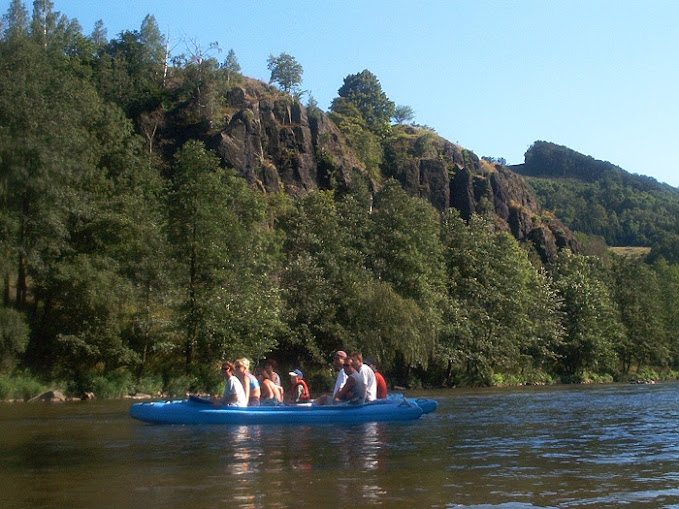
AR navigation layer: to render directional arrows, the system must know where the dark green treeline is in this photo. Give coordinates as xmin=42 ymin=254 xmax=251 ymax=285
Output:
xmin=1 ymin=3 xmax=678 ymax=396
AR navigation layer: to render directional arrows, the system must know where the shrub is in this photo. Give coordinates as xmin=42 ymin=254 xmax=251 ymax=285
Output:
xmin=163 ymin=375 xmax=197 ymax=398
xmin=0 ymin=373 xmax=49 ymax=400
xmin=89 ymin=370 xmax=135 ymax=399
xmin=133 ymin=376 xmax=163 ymax=396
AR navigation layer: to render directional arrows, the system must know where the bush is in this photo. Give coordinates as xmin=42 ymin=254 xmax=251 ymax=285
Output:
xmin=634 ymin=367 xmax=660 ymax=383
xmin=0 ymin=373 xmax=49 ymax=400
xmin=133 ymin=376 xmax=163 ymax=396
xmin=163 ymin=375 xmax=197 ymax=398
xmin=89 ymin=370 xmax=135 ymax=399
xmin=491 ymin=373 xmax=525 ymax=387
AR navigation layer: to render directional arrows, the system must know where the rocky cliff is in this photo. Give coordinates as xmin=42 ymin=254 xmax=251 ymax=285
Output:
xmin=206 ymin=78 xmax=579 ymax=263
xmin=208 ymin=79 xmax=363 ymax=196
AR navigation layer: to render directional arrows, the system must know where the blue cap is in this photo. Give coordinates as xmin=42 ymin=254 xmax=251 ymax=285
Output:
xmin=288 ymin=369 xmax=303 ymax=378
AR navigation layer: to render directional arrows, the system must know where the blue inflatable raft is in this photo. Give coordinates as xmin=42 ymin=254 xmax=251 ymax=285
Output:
xmin=129 ymin=395 xmax=432 ymax=425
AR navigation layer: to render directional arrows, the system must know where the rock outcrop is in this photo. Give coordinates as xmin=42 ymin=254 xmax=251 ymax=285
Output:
xmin=383 ymin=128 xmax=580 ymax=263
xmin=204 ymin=78 xmax=579 ymax=263
xmin=210 ymin=79 xmax=363 ymax=196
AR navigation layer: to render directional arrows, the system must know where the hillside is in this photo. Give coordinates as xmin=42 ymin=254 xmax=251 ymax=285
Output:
xmin=173 ymin=78 xmax=580 ymax=264
xmin=511 ymin=141 xmax=679 ymax=262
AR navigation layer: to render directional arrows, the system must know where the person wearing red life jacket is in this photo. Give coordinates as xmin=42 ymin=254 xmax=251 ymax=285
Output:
xmin=288 ymin=369 xmax=310 ymax=403
xmin=366 ymin=359 xmax=388 ymax=399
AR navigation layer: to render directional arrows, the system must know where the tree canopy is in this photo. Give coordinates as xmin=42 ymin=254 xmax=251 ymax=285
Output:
xmin=267 ymin=52 xmax=303 ymax=97
xmin=2 ymin=2 xmax=679 ymax=398
xmin=334 ymin=69 xmax=395 ymax=135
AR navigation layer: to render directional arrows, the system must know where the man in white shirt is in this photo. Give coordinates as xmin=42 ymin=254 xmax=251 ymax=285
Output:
xmin=332 ymin=350 xmax=348 ymax=398
xmin=351 ymin=352 xmax=376 ymax=401
xmin=313 ymin=350 xmax=349 ymax=406
xmin=218 ymin=361 xmax=247 ymax=407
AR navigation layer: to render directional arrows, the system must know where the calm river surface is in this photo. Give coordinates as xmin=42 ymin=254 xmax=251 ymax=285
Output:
xmin=2 ymin=382 xmax=679 ymax=508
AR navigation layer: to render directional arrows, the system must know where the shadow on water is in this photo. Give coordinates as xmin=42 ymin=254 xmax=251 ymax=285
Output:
xmin=2 ymin=383 xmax=679 ymax=508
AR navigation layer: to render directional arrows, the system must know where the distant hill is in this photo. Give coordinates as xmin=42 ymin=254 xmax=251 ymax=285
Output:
xmin=511 ymin=141 xmax=679 ymax=262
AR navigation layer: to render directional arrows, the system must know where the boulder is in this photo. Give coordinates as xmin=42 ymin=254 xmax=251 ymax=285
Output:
xmin=29 ymin=390 xmax=66 ymax=403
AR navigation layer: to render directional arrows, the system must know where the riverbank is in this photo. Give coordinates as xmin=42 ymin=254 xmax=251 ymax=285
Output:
xmin=2 ymin=371 xmax=673 ymax=403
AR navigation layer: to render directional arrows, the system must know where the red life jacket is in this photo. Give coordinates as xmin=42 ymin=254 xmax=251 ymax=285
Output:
xmin=291 ymin=379 xmax=310 ymax=402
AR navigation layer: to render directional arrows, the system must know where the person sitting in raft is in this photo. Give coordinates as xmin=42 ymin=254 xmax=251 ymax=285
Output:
xmin=263 ymin=359 xmax=281 ymax=387
xmin=350 ymin=352 xmax=377 ymax=402
xmin=288 ymin=369 xmax=310 ymax=403
xmin=333 ymin=357 xmax=366 ymax=404
xmin=313 ymin=350 xmax=348 ymax=406
xmin=216 ymin=361 xmax=247 ymax=407
xmin=235 ymin=358 xmax=261 ymax=406
xmin=257 ymin=368 xmax=283 ymax=406
xmin=366 ymin=359 xmax=388 ymax=399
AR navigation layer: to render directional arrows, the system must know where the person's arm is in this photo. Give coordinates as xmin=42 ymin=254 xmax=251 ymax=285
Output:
xmin=241 ymin=375 xmax=250 ymax=401
xmin=334 ymin=376 xmax=355 ymax=401
xmin=251 ymin=376 xmax=261 ymax=398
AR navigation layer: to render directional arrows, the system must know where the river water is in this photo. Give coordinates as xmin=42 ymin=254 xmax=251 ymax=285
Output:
xmin=2 ymin=382 xmax=679 ymax=508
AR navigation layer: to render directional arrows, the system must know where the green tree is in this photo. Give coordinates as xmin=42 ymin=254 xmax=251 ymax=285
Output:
xmin=0 ymin=307 xmax=29 ymax=373
xmin=222 ymin=48 xmax=241 ymax=85
xmin=334 ymin=69 xmax=395 ymax=135
xmin=169 ymin=141 xmax=283 ymax=374
xmin=267 ymin=52 xmax=303 ymax=97
xmin=653 ymin=260 xmax=679 ymax=368
xmin=30 ymin=0 xmax=56 ymax=48
xmin=550 ymin=251 xmax=622 ymax=377
xmin=610 ymin=257 xmax=667 ymax=373
xmin=392 ymin=104 xmax=414 ymax=124
xmin=0 ymin=35 xmax=99 ymax=310
xmin=367 ymin=181 xmax=447 ymax=371
xmin=279 ymin=191 xmax=363 ymax=364
xmin=2 ymin=0 xmax=29 ymax=41
xmin=440 ymin=212 xmax=564 ymax=385
xmin=369 ymin=180 xmax=446 ymax=308
xmin=99 ymin=15 xmax=167 ymax=117
xmin=0 ymin=30 xmax=166 ymax=379
xmin=90 ymin=19 xmax=107 ymax=49
xmin=328 ymin=98 xmax=383 ymax=179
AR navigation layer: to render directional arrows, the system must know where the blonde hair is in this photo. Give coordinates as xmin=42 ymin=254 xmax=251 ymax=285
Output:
xmin=235 ymin=357 xmax=250 ymax=370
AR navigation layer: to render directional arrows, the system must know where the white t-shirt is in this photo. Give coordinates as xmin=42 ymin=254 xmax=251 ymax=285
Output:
xmin=359 ymin=364 xmax=377 ymax=401
xmin=224 ymin=376 xmax=247 ymax=407
xmin=332 ymin=369 xmax=348 ymax=397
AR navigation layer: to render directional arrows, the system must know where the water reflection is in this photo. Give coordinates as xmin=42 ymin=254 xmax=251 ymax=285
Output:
xmin=208 ymin=421 xmax=390 ymax=507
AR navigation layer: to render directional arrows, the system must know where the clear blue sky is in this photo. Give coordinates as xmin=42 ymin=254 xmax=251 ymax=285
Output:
xmin=8 ymin=0 xmax=679 ymax=186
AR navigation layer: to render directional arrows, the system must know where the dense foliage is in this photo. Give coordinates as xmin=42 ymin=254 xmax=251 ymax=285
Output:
xmin=1 ymin=3 xmax=679 ymax=398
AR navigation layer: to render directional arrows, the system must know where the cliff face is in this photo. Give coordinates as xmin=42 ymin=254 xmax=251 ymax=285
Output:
xmin=206 ymin=79 xmax=579 ymax=263
xmin=382 ymin=127 xmax=580 ymax=262
xmin=209 ymin=79 xmax=363 ymax=196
